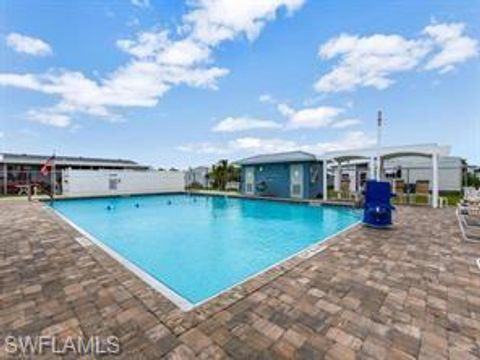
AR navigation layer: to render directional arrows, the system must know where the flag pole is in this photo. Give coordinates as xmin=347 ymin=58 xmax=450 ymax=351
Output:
xmin=51 ymin=150 xmax=56 ymax=201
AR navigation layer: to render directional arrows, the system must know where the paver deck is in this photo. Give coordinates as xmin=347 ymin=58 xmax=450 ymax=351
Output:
xmin=1 ymin=200 xmax=479 ymax=359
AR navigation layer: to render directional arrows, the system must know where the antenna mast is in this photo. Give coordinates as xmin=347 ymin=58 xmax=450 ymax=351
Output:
xmin=377 ymin=110 xmax=383 ymax=148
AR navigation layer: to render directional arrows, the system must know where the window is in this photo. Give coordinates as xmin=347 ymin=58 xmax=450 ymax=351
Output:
xmin=109 ymin=178 xmax=118 ymax=190
xmin=385 ymin=167 xmax=402 ymax=179
xmin=310 ymin=164 xmax=320 ymax=183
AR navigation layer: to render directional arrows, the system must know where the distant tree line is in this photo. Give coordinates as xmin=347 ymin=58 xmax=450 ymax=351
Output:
xmin=465 ymin=172 xmax=480 ymax=188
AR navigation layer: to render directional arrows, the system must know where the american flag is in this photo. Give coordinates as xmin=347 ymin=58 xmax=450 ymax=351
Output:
xmin=40 ymin=154 xmax=55 ymax=176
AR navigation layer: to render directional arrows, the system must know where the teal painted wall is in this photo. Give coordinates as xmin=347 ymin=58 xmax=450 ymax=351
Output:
xmin=240 ymin=161 xmax=324 ymax=199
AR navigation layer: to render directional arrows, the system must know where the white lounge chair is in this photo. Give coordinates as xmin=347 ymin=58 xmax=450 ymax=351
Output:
xmin=463 ymin=187 xmax=480 ymax=203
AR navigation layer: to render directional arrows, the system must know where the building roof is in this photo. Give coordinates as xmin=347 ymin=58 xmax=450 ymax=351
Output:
xmin=322 ymin=143 xmax=451 ymax=162
xmin=329 ymin=155 xmax=463 ymax=169
xmin=0 ymin=152 xmax=148 ymax=169
xmin=235 ymin=143 xmax=453 ymax=167
xmin=236 ymin=151 xmax=318 ymax=165
xmin=188 ymin=166 xmax=210 ymax=171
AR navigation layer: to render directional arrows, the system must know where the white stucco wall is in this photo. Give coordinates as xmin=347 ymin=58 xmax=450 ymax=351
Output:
xmin=62 ymin=169 xmax=185 ymax=196
xmin=331 ymin=156 xmax=463 ymax=192
xmin=384 ymin=156 xmax=463 ymax=192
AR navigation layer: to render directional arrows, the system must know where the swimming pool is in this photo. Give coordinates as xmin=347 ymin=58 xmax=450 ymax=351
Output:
xmin=50 ymin=194 xmax=360 ymax=309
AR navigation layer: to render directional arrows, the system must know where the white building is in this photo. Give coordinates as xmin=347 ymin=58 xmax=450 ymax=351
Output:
xmin=330 ymin=156 xmax=464 ymax=193
xmin=322 ymin=143 xmax=457 ymax=208
xmin=184 ymin=166 xmax=210 ymax=188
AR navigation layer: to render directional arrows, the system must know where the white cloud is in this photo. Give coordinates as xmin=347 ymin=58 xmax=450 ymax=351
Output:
xmin=127 ymin=17 xmax=141 ymax=27
xmin=27 ymin=109 xmax=71 ymax=127
xmin=230 ymin=137 xmax=298 ymax=153
xmin=0 ymin=73 xmax=44 ymax=89
xmin=277 ymin=103 xmax=344 ymax=128
xmin=259 ymin=93 xmax=276 ymax=103
xmin=0 ymin=62 xmax=229 ymax=126
xmin=212 ymin=116 xmax=281 ymax=132
xmin=423 ymin=22 xmax=479 ymax=73
xmin=158 ymin=39 xmax=212 ymax=66
xmin=177 ymin=142 xmax=226 ymax=154
xmin=315 ymin=33 xmax=429 ymax=92
xmin=178 ymin=131 xmax=375 ymax=155
xmin=6 ymin=33 xmax=52 ymax=56
xmin=184 ymin=0 xmax=305 ymax=46
xmin=131 ymin=0 xmax=150 ymax=8
xmin=305 ymin=131 xmax=375 ymax=153
xmin=0 ymin=131 xmax=4 ymax=138
xmin=0 ymin=0 xmax=305 ymax=126
xmin=213 ymin=102 xmax=356 ymax=132
xmin=116 ymin=31 xmax=170 ymax=59
xmin=178 ymin=137 xmax=296 ymax=154
xmin=277 ymin=103 xmax=295 ymax=117
xmin=315 ymin=22 xmax=478 ymax=93
xmin=117 ymin=32 xmax=213 ymax=67
xmin=331 ymin=118 xmax=361 ymax=128
xmin=289 ymin=106 xmax=343 ymax=128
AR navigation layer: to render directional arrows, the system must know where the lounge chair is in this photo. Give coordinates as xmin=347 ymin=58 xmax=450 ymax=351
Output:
xmin=463 ymin=187 xmax=480 ymax=203
xmin=457 ymin=202 xmax=480 ymax=242
xmin=465 ymin=215 xmax=480 ymax=227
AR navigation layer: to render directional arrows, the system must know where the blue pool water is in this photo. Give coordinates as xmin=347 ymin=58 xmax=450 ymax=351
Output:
xmin=51 ymin=194 xmax=360 ymax=305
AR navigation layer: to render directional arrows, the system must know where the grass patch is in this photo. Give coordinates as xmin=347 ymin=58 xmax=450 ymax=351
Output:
xmin=440 ymin=192 xmax=461 ymax=206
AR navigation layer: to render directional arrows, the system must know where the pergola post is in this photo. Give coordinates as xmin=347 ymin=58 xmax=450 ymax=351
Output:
xmin=334 ymin=160 xmax=341 ymax=192
xmin=432 ymin=152 xmax=439 ymax=208
xmin=322 ymin=159 xmax=328 ymax=201
xmin=351 ymin=166 xmax=357 ymax=193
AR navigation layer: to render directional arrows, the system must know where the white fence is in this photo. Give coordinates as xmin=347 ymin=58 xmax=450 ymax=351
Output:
xmin=62 ymin=169 xmax=185 ymax=197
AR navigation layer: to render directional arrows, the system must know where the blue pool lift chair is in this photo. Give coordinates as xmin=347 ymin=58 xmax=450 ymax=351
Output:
xmin=363 ymin=180 xmax=396 ymax=228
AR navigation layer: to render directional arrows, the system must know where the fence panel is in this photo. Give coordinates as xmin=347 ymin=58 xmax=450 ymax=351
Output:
xmin=62 ymin=169 xmax=185 ymax=196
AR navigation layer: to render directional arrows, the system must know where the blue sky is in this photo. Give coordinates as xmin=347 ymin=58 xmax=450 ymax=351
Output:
xmin=0 ymin=0 xmax=479 ymax=168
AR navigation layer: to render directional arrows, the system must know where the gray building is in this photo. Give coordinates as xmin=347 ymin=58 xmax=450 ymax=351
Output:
xmin=0 ymin=152 xmax=149 ymax=195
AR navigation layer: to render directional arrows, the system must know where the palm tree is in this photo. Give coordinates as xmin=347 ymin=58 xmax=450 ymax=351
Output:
xmin=209 ymin=160 xmax=240 ymax=191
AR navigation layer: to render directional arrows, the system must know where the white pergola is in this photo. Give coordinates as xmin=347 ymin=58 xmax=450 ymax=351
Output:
xmin=321 ymin=143 xmax=451 ymax=208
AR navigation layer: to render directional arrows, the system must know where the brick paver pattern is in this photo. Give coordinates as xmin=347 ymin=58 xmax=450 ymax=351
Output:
xmin=0 ymin=201 xmax=479 ymax=359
